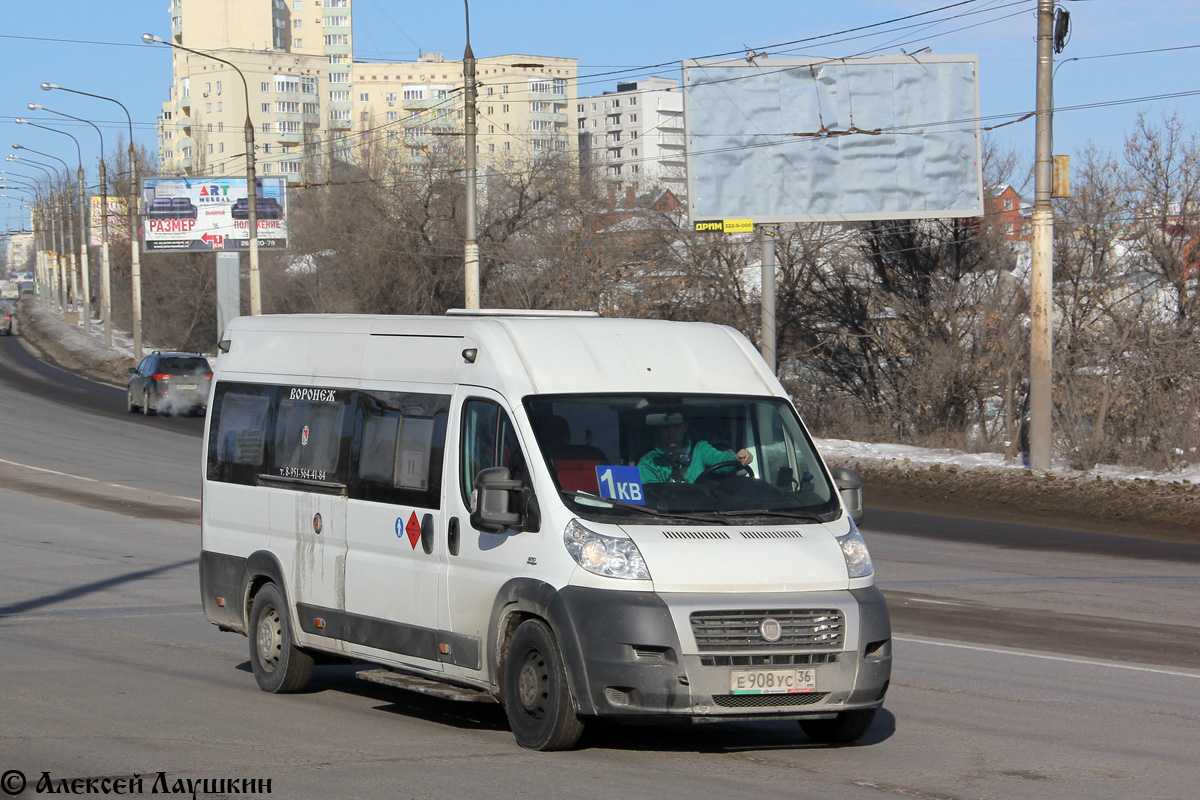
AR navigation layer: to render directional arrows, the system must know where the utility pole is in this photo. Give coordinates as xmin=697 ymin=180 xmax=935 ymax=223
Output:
xmin=758 ymin=225 xmax=777 ymax=372
xmin=462 ymin=1 xmax=480 ymax=309
xmin=1029 ymin=0 xmax=1055 ymax=471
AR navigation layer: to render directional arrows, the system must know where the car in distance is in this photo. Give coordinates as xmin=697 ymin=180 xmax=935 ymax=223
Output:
xmin=127 ymin=351 xmax=213 ymax=416
xmin=1 ymin=302 xmax=12 ymax=336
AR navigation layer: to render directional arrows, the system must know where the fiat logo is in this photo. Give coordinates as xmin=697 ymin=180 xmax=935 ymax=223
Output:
xmin=759 ymin=618 xmax=782 ymax=642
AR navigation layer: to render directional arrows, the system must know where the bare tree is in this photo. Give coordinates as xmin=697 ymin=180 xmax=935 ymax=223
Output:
xmin=1123 ymin=112 xmax=1200 ymax=324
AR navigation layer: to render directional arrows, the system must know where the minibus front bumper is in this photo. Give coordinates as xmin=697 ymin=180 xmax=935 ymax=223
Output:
xmin=547 ymin=585 xmax=891 ymax=720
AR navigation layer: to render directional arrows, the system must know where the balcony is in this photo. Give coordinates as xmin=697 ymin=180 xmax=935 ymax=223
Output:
xmin=530 ymin=111 xmax=568 ymax=124
xmin=403 ymin=96 xmax=453 ymax=110
xmin=179 ymin=93 xmax=191 ymax=110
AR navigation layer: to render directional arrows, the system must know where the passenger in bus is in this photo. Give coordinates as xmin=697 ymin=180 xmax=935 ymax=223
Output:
xmin=637 ymin=412 xmax=752 ymax=484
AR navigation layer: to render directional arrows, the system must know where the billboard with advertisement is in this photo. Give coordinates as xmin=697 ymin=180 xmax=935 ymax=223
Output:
xmin=140 ymin=177 xmax=289 ymax=253
xmin=89 ymin=196 xmax=131 ymax=245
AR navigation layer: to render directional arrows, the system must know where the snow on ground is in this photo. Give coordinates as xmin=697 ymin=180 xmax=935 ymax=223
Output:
xmin=815 ymin=438 xmax=1200 ymax=485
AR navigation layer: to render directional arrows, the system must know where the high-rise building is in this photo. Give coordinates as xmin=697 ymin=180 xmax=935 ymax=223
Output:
xmin=576 ymin=77 xmax=685 ymax=199
xmin=155 ymin=0 xmax=354 ymax=183
xmin=352 ymin=53 xmax=577 ymax=172
xmin=153 ymin=1 xmax=578 ymax=184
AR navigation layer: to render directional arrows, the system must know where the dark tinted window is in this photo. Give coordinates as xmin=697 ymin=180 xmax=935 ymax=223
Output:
xmin=271 ymin=388 xmax=352 ymax=484
xmin=158 ymin=357 xmax=211 ymax=374
xmin=207 ymin=383 xmax=275 ymax=484
xmin=208 ymin=382 xmax=445 ymax=500
xmin=350 ymin=390 xmax=449 ymax=508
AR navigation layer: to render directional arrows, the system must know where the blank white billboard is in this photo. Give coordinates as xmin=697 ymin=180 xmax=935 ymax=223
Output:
xmin=682 ymin=55 xmax=984 ymax=224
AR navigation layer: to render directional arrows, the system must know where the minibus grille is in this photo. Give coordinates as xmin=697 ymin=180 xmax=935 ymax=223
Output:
xmin=690 ymin=609 xmax=845 ymax=651
xmin=699 ymin=652 xmax=839 ymax=667
xmin=711 ymin=692 xmax=829 ymax=708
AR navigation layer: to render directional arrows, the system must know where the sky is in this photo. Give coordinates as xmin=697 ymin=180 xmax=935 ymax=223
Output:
xmin=2 ymin=0 xmax=1198 ymax=232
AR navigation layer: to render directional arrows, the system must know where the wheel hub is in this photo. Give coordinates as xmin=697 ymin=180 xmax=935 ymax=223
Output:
xmin=257 ymin=610 xmax=281 ymax=672
xmin=518 ymin=661 xmax=541 ymax=709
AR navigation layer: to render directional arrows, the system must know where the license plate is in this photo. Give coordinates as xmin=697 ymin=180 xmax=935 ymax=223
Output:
xmin=729 ymin=668 xmax=817 ymax=694
xmin=175 ymin=384 xmax=197 ymax=390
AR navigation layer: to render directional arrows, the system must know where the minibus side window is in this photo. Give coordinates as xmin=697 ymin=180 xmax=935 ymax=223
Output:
xmin=460 ymin=399 xmax=525 ymax=503
xmin=207 ymin=382 xmax=275 ymax=485
xmin=271 ymin=389 xmax=352 ymax=484
xmin=351 ymin=390 xmax=449 ymax=508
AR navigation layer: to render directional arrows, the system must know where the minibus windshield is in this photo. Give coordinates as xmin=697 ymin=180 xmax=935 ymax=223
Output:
xmin=525 ymin=394 xmax=840 ymax=523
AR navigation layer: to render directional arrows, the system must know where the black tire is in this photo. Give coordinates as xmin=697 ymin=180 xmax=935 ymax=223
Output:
xmin=503 ymin=619 xmax=584 ymax=751
xmin=248 ymin=583 xmax=314 ymax=693
xmin=799 ymin=708 xmax=877 ymax=744
xmin=142 ymin=388 xmax=156 ymax=416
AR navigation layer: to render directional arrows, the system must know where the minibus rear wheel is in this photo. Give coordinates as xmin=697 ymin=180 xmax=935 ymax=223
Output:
xmin=503 ymin=619 xmax=584 ymax=751
xmin=249 ymin=583 xmax=314 ymax=693
xmin=799 ymin=708 xmax=877 ymax=744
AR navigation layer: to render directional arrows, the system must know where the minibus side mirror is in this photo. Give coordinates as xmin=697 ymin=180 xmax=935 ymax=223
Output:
xmin=471 ymin=467 xmax=524 ymax=534
xmin=831 ymin=466 xmax=864 ymax=526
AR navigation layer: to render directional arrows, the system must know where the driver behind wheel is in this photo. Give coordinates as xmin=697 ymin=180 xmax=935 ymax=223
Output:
xmin=637 ymin=411 xmax=753 ymax=484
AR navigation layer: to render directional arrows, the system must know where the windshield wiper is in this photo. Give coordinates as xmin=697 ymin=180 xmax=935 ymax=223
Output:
xmin=710 ymin=508 xmax=832 ymax=524
xmin=560 ymin=491 xmax=724 ymax=524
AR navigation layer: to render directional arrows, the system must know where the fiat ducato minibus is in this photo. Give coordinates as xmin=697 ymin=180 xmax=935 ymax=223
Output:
xmin=200 ymin=310 xmax=890 ymax=750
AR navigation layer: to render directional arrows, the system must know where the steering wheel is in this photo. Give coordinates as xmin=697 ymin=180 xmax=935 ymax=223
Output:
xmin=695 ymin=460 xmax=755 ymax=482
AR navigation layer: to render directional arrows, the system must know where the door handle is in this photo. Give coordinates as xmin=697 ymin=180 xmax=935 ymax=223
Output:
xmin=420 ymin=513 xmax=434 ymax=555
xmin=448 ymin=517 xmax=460 ymax=556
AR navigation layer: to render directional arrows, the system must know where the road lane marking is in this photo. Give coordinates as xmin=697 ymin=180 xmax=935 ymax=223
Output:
xmin=0 ymin=456 xmax=199 ymax=504
xmin=895 ymin=634 xmax=1200 ymax=679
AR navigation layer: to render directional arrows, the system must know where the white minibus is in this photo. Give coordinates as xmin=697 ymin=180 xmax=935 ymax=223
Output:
xmin=200 ymin=311 xmax=890 ymax=750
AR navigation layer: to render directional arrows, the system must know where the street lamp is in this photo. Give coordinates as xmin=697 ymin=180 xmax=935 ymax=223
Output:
xmin=15 ymin=121 xmax=91 ymax=333
xmin=142 ymin=33 xmax=262 ymax=316
xmin=43 ymin=82 xmax=144 ymax=359
xmin=9 ymin=155 xmax=66 ymax=309
xmin=14 ymin=145 xmax=79 ymax=315
xmin=6 ymin=154 xmax=56 ymax=181
xmin=24 ymin=106 xmax=113 ymax=348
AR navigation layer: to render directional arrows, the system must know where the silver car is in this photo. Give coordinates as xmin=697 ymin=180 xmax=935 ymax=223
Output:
xmin=127 ymin=352 xmax=213 ymax=416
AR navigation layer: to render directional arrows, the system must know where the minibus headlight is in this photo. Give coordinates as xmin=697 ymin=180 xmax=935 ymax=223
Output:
xmin=836 ymin=520 xmax=874 ymax=578
xmin=564 ymin=519 xmax=651 ymax=580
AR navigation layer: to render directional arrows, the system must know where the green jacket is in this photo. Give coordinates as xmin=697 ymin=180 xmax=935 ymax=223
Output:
xmin=638 ymin=439 xmax=733 ymax=483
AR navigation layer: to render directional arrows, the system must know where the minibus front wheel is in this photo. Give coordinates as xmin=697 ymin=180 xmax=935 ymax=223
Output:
xmin=248 ymin=583 xmax=314 ymax=693
xmin=503 ymin=619 xmax=584 ymax=751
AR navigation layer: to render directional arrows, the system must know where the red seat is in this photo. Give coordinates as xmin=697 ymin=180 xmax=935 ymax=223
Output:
xmin=553 ymin=445 xmax=608 ymax=492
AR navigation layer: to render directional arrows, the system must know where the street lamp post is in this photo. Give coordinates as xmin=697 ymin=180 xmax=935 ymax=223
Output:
xmin=142 ymin=34 xmax=261 ymax=315
xmin=7 ymin=155 xmax=64 ymax=310
xmin=25 ymin=107 xmax=112 ymax=348
xmin=15 ymin=120 xmax=91 ymax=333
xmin=43 ymin=83 xmax=144 ymax=359
xmin=14 ymin=146 xmax=78 ymax=316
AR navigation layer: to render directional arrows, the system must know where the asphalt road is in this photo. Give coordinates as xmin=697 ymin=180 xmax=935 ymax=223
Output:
xmin=2 ymin=331 xmax=1198 ymax=800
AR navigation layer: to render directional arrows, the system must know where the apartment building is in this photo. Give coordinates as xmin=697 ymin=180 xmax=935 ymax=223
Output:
xmin=352 ymin=53 xmax=577 ymax=171
xmin=155 ymin=0 xmax=353 ymax=183
xmin=577 ymin=77 xmax=685 ymax=199
xmin=154 ymin=1 xmax=578 ymax=184
xmin=5 ymin=233 xmax=35 ymax=272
